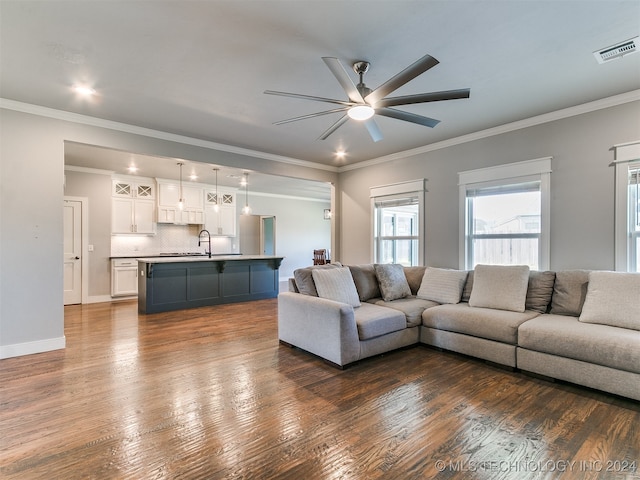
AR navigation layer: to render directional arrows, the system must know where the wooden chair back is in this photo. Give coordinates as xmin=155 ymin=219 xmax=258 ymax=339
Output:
xmin=313 ymin=249 xmax=327 ymax=265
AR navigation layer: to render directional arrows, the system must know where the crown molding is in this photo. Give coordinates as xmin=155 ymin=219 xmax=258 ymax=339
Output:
xmin=248 ymin=190 xmax=330 ymax=203
xmin=0 ymin=98 xmax=339 ymax=173
xmin=339 ymin=89 xmax=640 ymax=172
xmin=64 ymin=165 xmax=114 ymax=176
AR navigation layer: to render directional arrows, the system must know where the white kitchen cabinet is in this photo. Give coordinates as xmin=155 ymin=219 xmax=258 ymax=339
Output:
xmin=204 ymin=189 xmax=236 ymax=236
xmin=113 ymin=178 xmax=155 ymax=199
xmin=111 ymin=258 xmax=138 ymax=296
xmin=157 ymin=180 xmax=204 ymax=225
xmin=111 ymin=177 xmax=156 ymax=234
xmin=112 ymin=198 xmax=156 ymax=234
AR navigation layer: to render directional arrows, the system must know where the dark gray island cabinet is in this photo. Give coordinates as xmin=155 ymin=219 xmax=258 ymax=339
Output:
xmin=137 ymin=255 xmax=284 ymax=313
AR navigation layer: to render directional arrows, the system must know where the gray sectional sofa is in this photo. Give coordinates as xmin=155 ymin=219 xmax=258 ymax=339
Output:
xmin=278 ymin=263 xmax=640 ymax=401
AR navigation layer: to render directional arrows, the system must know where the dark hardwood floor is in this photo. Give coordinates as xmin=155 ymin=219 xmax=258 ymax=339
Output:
xmin=1 ymin=299 xmax=638 ymax=479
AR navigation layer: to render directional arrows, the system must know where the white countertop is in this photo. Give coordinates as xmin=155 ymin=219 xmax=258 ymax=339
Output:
xmin=136 ymin=255 xmax=284 ymax=263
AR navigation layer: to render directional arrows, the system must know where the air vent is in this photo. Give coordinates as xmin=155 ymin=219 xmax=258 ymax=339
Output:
xmin=593 ymin=36 xmax=639 ymax=64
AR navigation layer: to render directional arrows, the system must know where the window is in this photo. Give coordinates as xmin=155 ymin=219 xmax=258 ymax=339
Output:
xmin=629 ymin=165 xmax=640 ymax=272
xmin=371 ymin=180 xmax=426 ymax=266
xmin=614 ymin=141 xmax=640 ymax=272
xmin=374 ymin=197 xmax=419 ymax=265
xmin=459 ymin=158 xmax=551 ymax=270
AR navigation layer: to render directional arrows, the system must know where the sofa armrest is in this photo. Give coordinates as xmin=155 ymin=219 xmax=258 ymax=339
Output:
xmin=277 ymin=292 xmax=361 ymax=366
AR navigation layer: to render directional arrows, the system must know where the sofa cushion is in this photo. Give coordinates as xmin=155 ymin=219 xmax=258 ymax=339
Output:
xmin=374 ymin=264 xmax=411 ymax=302
xmin=404 ymin=266 xmax=427 ymax=295
xmin=422 ymin=303 xmax=539 ymax=344
xmin=312 ymin=267 xmax=361 ymax=308
xmin=549 ymin=270 xmax=589 ymax=316
xmin=372 ymin=296 xmax=439 ymax=327
xmin=293 ymin=262 xmax=342 ymax=296
xmin=468 ymin=264 xmax=530 ymax=312
xmin=348 ymin=264 xmax=381 ymax=301
xmin=526 ymin=271 xmax=556 ymax=313
xmin=519 ymin=314 xmax=640 ymax=374
xmin=579 ymin=271 xmax=640 ymax=331
xmin=354 ymin=303 xmax=407 ymax=340
xmin=417 ymin=267 xmax=468 ymax=304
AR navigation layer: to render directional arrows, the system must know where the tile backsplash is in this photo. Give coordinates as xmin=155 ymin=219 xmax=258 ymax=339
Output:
xmin=111 ymin=224 xmax=236 ymax=256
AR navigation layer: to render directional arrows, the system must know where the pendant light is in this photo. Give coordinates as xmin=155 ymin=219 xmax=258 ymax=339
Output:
xmin=213 ymin=167 xmax=220 ymax=212
xmin=177 ymin=162 xmax=184 ymax=210
xmin=242 ymin=172 xmax=251 ymax=215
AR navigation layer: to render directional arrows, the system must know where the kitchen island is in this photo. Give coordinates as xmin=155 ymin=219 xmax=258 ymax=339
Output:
xmin=137 ymin=255 xmax=284 ymax=314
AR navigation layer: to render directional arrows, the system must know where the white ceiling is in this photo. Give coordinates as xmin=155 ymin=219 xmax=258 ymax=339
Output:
xmin=1 ymin=1 xmax=639 ymax=176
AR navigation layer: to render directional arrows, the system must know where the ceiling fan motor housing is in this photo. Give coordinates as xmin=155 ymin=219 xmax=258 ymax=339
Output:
xmin=352 ymin=61 xmax=370 ymax=75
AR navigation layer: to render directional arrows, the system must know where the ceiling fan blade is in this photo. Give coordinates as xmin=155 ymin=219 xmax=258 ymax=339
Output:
xmin=377 ymin=107 xmax=440 ymax=128
xmin=365 ymin=54 xmax=439 ymax=105
xmin=364 ymin=118 xmax=383 ymax=142
xmin=376 ymin=88 xmax=471 ymax=108
xmin=318 ymin=115 xmax=349 ymax=140
xmin=264 ymin=90 xmax=353 ymax=107
xmin=322 ymin=57 xmax=365 ymax=103
xmin=273 ymin=107 xmax=350 ymax=125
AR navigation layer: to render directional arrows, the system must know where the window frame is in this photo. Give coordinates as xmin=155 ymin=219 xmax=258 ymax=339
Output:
xmin=458 ymin=158 xmax=552 ymax=270
xmin=370 ymin=179 xmax=426 ymax=266
xmin=613 ymin=141 xmax=640 ymax=272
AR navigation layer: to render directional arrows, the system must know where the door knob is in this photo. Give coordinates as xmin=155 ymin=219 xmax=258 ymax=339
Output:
xmin=75 ymin=256 xmax=80 ymax=260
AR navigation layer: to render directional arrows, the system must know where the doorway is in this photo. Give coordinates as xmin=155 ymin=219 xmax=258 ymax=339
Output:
xmin=261 ymin=216 xmax=276 ymax=255
xmin=63 ymin=196 xmax=88 ymax=305
xmin=239 ymin=215 xmax=276 ymax=255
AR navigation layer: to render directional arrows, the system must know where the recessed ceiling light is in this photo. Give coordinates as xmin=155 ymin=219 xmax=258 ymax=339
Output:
xmin=72 ymin=84 xmax=96 ymax=96
xmin=335 ymin=150 xmax=346 ymax=159
xmin=189 ymin=173 xmax=198 ymax=181
xmin=127 ymin=165 xmax=138 ymax=173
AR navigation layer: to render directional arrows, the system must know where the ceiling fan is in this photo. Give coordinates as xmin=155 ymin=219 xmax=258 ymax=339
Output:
xmin=265 ymin=54 xmax=470 ymax=142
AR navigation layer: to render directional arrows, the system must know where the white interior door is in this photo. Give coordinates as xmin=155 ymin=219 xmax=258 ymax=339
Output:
xmin=64 ymin=199 xmax=82 ymax=305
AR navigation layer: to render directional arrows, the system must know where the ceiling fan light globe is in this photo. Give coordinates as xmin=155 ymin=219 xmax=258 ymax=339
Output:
xmin=347 ymin=105 xmax=375 ymax=121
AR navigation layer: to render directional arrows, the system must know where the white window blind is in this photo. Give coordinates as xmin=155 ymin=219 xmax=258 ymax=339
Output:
xmin=459 ymin=158 xmax=551 ymax=270
xmin=371 ymin=180 xmax=426 ymax=266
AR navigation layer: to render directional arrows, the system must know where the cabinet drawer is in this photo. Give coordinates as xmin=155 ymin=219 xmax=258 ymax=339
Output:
xmin=112 ymin=259 xmax=138 ymax=267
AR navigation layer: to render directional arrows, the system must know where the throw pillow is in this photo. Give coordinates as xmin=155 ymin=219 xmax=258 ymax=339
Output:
xmin=374 ymin=263 xmax=412 ymax=302
xmin=404 ymin=266 xmax=428 ymax=295
xmin=417 ymin=267 xmax=468 ymax=304
xmin=526 ymin=271 xmax=556 ymax=313
xmin=311 ymin=267 xmax=361 ymax=307
xmin=579 ymin=271 xmax=640 ymax=331
xmin=549 ymin=270 xmax=590 ymax=316
xmin=293 ymin=262 xmax=342 ymax=296
xmin=468 ymin=264 xmax=530 ymax=312
xmin=348 ymin=264 xmax=382 ymax=301
xmin=461 ymin=271 xmax=474 ymax=302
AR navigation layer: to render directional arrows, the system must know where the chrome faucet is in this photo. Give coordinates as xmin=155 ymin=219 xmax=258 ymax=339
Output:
xmin=198 ymin=229 xmax=212 ymax=258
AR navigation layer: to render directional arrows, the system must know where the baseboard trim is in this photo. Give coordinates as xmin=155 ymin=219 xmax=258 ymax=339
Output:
xmin=0 ymin=336 xmax=66 ymax=359
xmin=87 ymin=295 xmax=119 ymax=304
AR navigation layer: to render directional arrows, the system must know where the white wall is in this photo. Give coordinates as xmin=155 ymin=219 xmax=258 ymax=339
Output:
xmin=339 ymin=100 xmax=640 ymax=270
xmin=0 ymin=106 xmax=336 ymax=358
xmin=0 ymin=110 xmax=65 ymax=357
xmin=242 ymin=192 xmax=331 ymax=279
